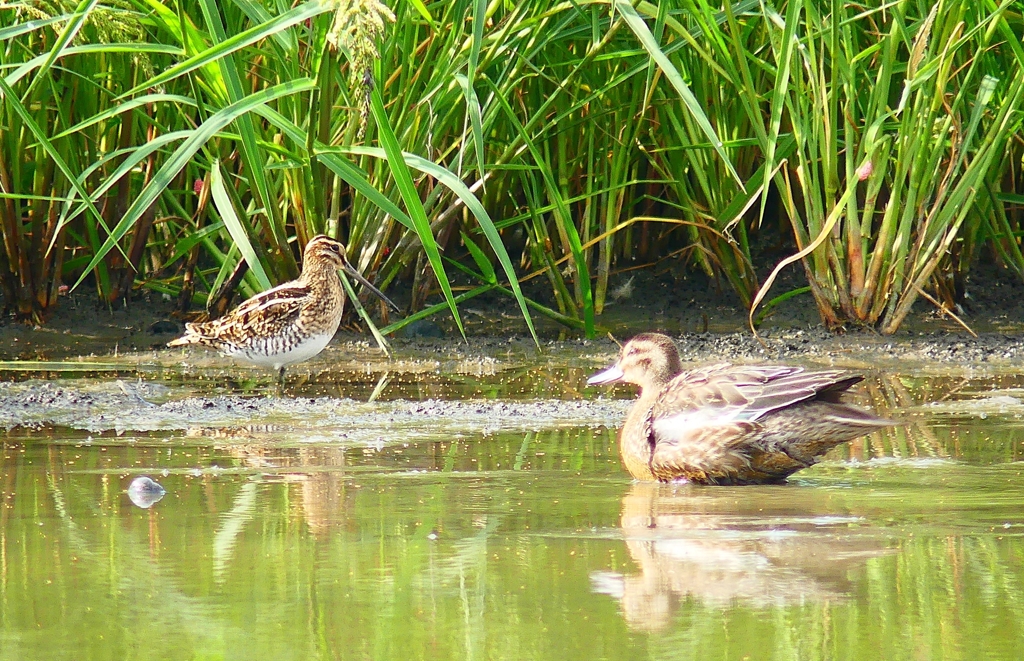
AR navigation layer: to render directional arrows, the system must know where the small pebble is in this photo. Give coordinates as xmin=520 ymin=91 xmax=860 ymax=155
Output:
xmin=127 ymin=476 xmax=166 ymax=509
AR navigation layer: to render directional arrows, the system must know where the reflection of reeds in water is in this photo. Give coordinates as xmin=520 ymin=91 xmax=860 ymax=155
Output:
xmin=592 ymin=482 xmax=888 ymax=632
xmin=846 ymin=373 xmax=951 ymax=461
xmin=836 ymin=372 xmax=1024 ymax=463
xmin=0 ymin=448 xmax=225 ymax=654
xmin=212 ymin=481 xmax=257 ymax=584
xmin=278 ymin=363 xmax=601 ymax=401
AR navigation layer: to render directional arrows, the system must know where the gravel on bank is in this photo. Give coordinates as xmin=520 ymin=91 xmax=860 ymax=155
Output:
xmin=0 ymin=380 xmax=630 ymax=437
xmin=382 ymin=327 xmax=1024 ymax=371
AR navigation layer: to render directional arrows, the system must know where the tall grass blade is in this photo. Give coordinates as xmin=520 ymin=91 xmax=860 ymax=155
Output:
xmin=339 ymin=272 xmax=389 ymax=355
xmin=71 ymin=78 xmax=316 ymax=290
xmin=614 ymin=0 xmax=742 ymax=188
xmin=210 ymin=159 xmax=272 ymax=289
xmin=0 ymin=74 xmax=121 ymax=261
xmin=119 ymin=1 xmax=327 ymax=99
xmin=18 ymin=0 xmax=98 ymax=99
xmin=370 ymin=88 xmax=465 ymax=338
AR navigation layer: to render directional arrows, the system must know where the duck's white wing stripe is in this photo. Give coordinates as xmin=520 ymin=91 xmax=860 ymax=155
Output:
xmin=652 ymin=410 xmax=738 ymax=441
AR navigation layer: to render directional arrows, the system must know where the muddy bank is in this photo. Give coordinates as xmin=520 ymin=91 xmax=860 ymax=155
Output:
xmin=384 ymin=327 xmax=1024 ymax=373
xmin=0 ymin=380 xmax=629 ymax=437
xmin=3 ymin=326 xmax=1019 ymax=437
xmin=4 ymin=322 xmax=1024 ymax=436
xmin=3 ymin=262 xmax=1024 ymax=438
xmin=5 ymin=258 xmax=1024 ymax=365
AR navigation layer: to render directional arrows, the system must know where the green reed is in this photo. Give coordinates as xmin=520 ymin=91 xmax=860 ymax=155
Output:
xmin=1 ymin=1 xmax=1021 ymax=335
xmin=748 ymin=0 xmax=1024 ymax=332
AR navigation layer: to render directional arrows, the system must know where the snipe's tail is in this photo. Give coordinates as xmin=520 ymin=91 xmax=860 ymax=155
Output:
xmin=167 ymin=323 xmax=204 ymax=347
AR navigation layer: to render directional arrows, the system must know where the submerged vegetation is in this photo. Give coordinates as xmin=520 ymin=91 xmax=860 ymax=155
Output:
xmin=0 ymin=0 xmax=1022 ymax=335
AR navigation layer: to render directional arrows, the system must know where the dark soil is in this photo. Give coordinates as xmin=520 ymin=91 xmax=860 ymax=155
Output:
xmin=4 ymin=261 xmax=1024 ymax=436
xmin=3 ymin=259 xmax=1024 ymax=366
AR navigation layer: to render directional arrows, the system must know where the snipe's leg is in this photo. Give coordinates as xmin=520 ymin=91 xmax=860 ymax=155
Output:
xmin=275 ymin=366 xmax=286 ymax=396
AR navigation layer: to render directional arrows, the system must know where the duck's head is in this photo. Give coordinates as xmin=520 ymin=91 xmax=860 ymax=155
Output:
xmin=304 ymin=235 xmax=400 ymax=311
xmin=587 ymin=333 xmax=682 ymax=392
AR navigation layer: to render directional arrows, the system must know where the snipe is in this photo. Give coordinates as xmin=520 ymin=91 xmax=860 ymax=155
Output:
xmin=587 ymin=333 xmax=896 ymax=484
xmin=169 ymin=235 xmax=398 ymax=383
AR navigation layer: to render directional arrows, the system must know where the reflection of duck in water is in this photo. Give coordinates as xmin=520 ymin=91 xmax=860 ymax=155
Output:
xmin=591 ymin=483 xmax=886 ymax=631
xmin=587 ymin=333 xmax=896 ymax=484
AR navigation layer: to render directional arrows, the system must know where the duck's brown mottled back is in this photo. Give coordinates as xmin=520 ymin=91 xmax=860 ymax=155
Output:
xmin=587 ymin=333 xmax=896 ymax=484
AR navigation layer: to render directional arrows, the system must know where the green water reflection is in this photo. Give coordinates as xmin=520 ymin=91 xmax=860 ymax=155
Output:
xmin=3 ymin=410 xmax=1024 ymax=661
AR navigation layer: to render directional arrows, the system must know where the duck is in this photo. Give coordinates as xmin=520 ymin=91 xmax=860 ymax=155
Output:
xmin=587 ymin=333 xmax=895 ymax=484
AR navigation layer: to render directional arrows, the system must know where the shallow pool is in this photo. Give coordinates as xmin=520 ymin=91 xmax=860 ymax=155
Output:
xmin=2 ymin=355 xmax=1024 ymax=660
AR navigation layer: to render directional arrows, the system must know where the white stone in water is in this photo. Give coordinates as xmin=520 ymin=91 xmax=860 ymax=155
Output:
xmin=127 ymin=476 xmax=166 ymax=509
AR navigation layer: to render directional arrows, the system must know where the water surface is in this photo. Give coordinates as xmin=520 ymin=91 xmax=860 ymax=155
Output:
xmin=3 ymin=359 xmax=1024 ymax=660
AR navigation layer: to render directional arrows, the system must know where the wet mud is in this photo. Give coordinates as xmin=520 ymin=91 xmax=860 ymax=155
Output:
xmin=3 ymin=326 xmax=1022 ymax=439
xmin=5 ymin=264 xmax=1024 ymax=437
xmin=0 ymin=379 xmax=629 ymax=439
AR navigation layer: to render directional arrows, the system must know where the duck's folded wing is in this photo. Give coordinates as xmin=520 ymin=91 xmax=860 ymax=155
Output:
xmin=656 ymin=364 xmax=863 ymax=422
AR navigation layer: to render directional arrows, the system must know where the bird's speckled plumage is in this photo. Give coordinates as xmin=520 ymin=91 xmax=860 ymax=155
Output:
xmin=169 ymin=236 xmax=396 ymax=378
xmin=588 ymin=333 xmax=896 ymax=484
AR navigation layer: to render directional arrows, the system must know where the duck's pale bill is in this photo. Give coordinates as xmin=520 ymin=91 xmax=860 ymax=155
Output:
xmin=587 ymin=365 xmax=624 ymax=386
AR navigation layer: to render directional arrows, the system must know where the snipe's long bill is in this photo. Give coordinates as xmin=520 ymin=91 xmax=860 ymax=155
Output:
xmin=587 ymin=333 xmax=897 ymax=485
xmin=168 ymin=235 xmax=399 ymax=383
